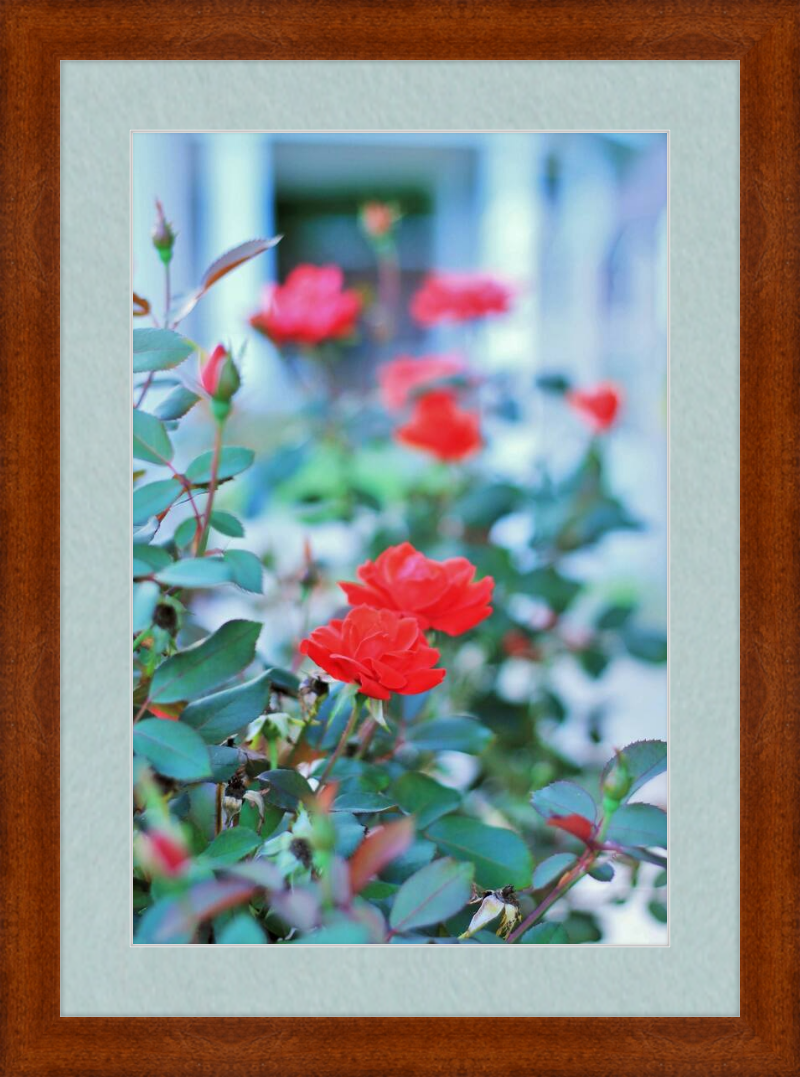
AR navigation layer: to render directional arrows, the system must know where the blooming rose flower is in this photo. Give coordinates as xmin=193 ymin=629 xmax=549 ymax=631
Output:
xmin=395 ymin=389 xmax=482 ymax=462
xmin=378 ymin=354 xmax=468 ymax=411
xmin=339 ymin=542 xmax=494 ymax=636
xmin=299 ymin=606 xmax=445 ymax=701
xmin=199 ymin=343 xmax=228 ymax=395
xmin=566 ymin=383 xmax=623 ymax=433
xmin=249 ymin=265 xmax=362 ymax=347
xmin=410 ymin=272 xmax=513 ymax=325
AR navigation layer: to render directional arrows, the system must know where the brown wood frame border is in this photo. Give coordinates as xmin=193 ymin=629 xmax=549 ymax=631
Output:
xmin=1 ymin=2 xmax=796 ymax=1074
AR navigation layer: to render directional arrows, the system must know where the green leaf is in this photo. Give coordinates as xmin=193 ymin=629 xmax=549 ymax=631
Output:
xmin=211 ymin=511 xmax=245 ymax=538
xmin=532 ymin=852 xmax=576 ymax=890
xmin=332 ymin=812 xmax=366 ymax=859
xmin=173 ymin=517 xmax=199 ymax=548
xmin=133 ymin=328 xmax=195 ymax=373
xmin=263 ymin=666 xmax=301 ymax=695
xmin=406 ymin=717 xmax=494 ymax=755
xmin=199 ymin=826 xmax=262 ymax=865
xmin=519 ymin=921 xmax=569 ymax=944
xmin=186 ymin=447 xmax=255 ymax=485
xmin=530 ymin=780 xmax=597 ymax=823
xmin=133 ymin=544 xmax=173 ymax=572
xmin=621 ymin=626 xmax=667 ymax=663
xmin=208 ymin=745 xmax=245 ymax=782
xmin=391 ymin=772 xmax=461 ymax=829
xmin=133 ymin=409 xmax=174 ymax=465
xmin=588 ymin=862 xmax=615 ymax=882
xmin=133 ymin=718 xmax=211 ymax=781
xmin=332 ymin=788 xmax=395 ymax=814
xmin=181 ymin=672 xmax=272 ymax=743
xmin=302 ymin=921 xmax=372 ymax=945
xmin=150 ymin=620 xmax=261 ymax=704
xmin=389 ymin=857 xmax=474 ymax=933
xmin=216 ymin=913 xmax=267 ymax=944
xmin=133 ymin=581 xmax=160 ymax=634
xmin=380 ymin=839 xmax=436 ymax=884
xmin=134 ymin=877 xmax=255 ymax=944
xmin=595 ymin=602 xmax=637 ymax=631
xmin=426 ymin=817 xmax=533 ymax=890
xmin=601 ymin=740 xmax=667 ymax=800
xmin=648 ymin=900 xmax=668 ymax=924
xmin=155 ymin=557 xmax=233 ymax=589
xmin=522 ymin=566 xmax=582 ymax=613
xmin=154 ymin=385 xmax=200 ymax=420
xmin=223 ymin=550 xmax=263 ymax=593
xmin=259 ymin=769 xmax=313 ymax=810
xmin=133 ymin=478 xmax=183 ymax=526
xmin=606 ymin=803 xmax=667 ymax=849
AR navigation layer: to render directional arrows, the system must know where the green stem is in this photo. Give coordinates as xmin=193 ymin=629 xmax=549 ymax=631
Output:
xmin=132 ymin=626 xmax=153 ymax=651
xmin=506 ymin=846 xmax=596 ymax=943
xmin=195 ymin=421 xmax=224 ymax=555
xmin=318 ymin=700 xmax=360 ymax=786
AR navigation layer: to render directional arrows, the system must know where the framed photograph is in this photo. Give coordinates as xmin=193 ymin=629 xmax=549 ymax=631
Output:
xmin=3 ymin=1 xmax=797 ymax=1074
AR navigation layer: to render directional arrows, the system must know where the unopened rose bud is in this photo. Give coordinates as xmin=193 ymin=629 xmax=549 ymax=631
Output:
xmin=136 ymin=828 xmax=190 ymax=878
xmin=602 ymin=750 xmax=632 ymax=808
xmin=152 ymin=199 xmax=176 ymax=265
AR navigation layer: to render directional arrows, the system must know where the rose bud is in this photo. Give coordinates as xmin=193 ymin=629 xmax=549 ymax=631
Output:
xmin=151 ymin=199 xmax=176 ymax=265
xmin=601 ymin=749 xmax=632 ymax=810
xmin=360 ymin=201 xmax=400 ymax=240
xmin=566 ymin=382 xmax=623 ymax=433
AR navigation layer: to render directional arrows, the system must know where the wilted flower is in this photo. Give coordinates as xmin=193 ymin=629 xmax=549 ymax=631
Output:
xmin=300 ymin=606 xmax=446 ymax=701
xmin=340 ymin=542 xmax=493 ymax=637
xmin=566 ymin=382 xmax=623 ymax=433
xmin=249 ymin=265 xmax=362 ymax=347
xmin=395 ymin=389 xmax=482 ymax=462
xmin=378 ymin=354 xmax=469 ymax=411
xmin=459 ymin=886 xmax=520 ymax=940
xmin=410 ymin=272 xmax=513 ymax=326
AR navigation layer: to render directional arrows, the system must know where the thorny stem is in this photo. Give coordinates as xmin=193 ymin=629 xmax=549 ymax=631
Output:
xmin=135 ymin=373 xmax=154 ymax=409
xmin=318 ymin=700 xmax=360 ymax=786
xmin=506 ymin=846 xmax=596 ymax=944
xmin=195 ymin=421 xmax=224 ymax=556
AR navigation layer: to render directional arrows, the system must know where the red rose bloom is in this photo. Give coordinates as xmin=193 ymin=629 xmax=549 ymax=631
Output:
xmin=200 ymin=343 xmax=228 ymax=396
xmin=395 ymin=389 xmax=482 ymax=462
xmin=340 ymin=542 xmax=494 ymax=637
xmin=566 ymin=383 xmax=623 ymax=433
xmin=300 ymin=606 xmax=445 ymax=701
xmin=410 ymin=272 xmax=513 ymax=326
xmin=249 ymin=265 xmax=362 ymax=347
xmin=378 ymin=354 xmax=468 ymax=411
xmin=139 ymin=829 xmax=190 ymax=878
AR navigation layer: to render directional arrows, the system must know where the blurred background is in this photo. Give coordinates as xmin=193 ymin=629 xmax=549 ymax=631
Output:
xmin=133 ymin=132 xmax=668 ymax=943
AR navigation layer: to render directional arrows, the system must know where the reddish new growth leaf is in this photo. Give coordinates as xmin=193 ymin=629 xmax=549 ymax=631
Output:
xmin=546 ymin=813 xmax=595 ymax=844
xmin=349 ymin=816 xmax=414 ymax=894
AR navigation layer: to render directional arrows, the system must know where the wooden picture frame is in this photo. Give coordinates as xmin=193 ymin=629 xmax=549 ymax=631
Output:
xmin=2 ymin=1 xmax=796 ymax=1073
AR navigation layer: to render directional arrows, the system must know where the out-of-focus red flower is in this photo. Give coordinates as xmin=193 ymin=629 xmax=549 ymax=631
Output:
xmin=410 ymin=272 xmax=513 ymax=325
xmin=378 ymin=354 xmax=468 ymax=411
xmin=340 ymin=542 xmax=494 ymax=637
xmin=138 ymin=829 xmax=190 ymax=878
xmin=395 ymin=389 xmax=482 ymax=462
xmin=502 ymin=630 xmax=536 ymax=659
xmin=360 ymin=201 xmax=400 ymax=239
xmin=299 ymin=606 xmax=445 ymax=701
xmin=200 ymin=344 xmax=229 ymax=396
xmin=249 ymin=265 xmax=362 ymax=347
xmin=566 ymin=383 xmax=623 ymax=433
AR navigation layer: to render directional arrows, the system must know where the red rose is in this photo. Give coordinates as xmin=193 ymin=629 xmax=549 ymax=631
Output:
xmin=395 ymin=389 xmax=482 ymax=462
xmin=299 ymin=606 xmax=445 ymax=701
xmin=360 ymin=201 xmax=399 ymax=239
xmin=566 ymin=383 xmax=623 ymax=433
xmin=249 ymin=265 xmax=362 ymax=347
xmin=199 ymin=343 xmax=228 ymax=396
xmin=378 ymin=354 xmax=468 ymax=411
xmin=410 ymin=272 xmax=513 ymax=326
xmin=340 ymin=542 xmax=494 ymax=637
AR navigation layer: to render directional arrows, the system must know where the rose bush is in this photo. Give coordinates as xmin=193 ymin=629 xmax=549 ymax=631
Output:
xmin=132 ymin=197 xmax=667 ymax=946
